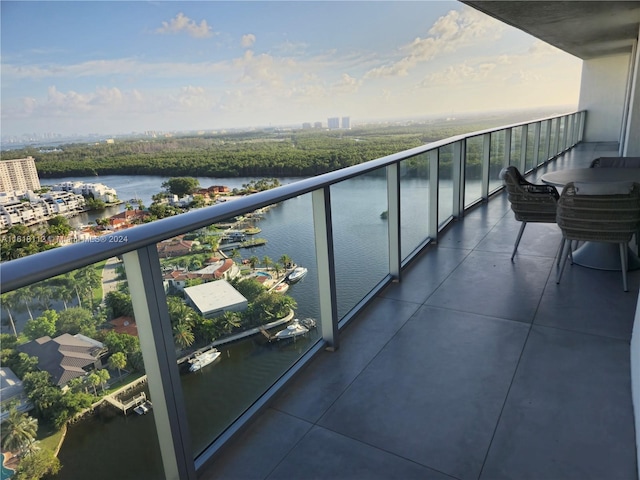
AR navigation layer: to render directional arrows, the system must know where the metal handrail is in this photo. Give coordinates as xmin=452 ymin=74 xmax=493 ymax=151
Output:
xmin=0 ymin=110 xmax=583 ymax=293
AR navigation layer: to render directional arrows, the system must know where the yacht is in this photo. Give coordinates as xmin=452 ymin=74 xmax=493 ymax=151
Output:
xmin=188 ymin=348 xmax=221 ymax=372
xmin=287 ymin=266 xmax=308 ymax=283
xmin=275 ymin=320 xmax=309 ymax=340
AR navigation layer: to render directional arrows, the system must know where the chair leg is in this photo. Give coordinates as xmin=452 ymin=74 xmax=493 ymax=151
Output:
xmin=511 ymin=222 xmax=527 ymax=261
xmin=556 ymin=237 xmax=565 ymax=266
xmin=556 ymin=238 xmax=571 ymax=284
xmin=619 ymin=243 xmax=629 ymax=292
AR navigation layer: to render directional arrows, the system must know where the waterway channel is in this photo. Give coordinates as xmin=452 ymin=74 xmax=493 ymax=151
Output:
xmin=49 ymin=173 xmax=463 ymax=478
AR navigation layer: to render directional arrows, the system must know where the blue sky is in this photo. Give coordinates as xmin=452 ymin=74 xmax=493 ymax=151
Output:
xmin=1 ymin=1 xmax=582 ymax=137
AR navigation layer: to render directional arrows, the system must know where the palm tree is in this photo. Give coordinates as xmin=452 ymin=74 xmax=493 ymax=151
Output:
xmin=96 ymin=369 xmax=110 ymax=393
xmin=32 ymin=283 xmax=54 ymax=311
xmin=108 ymin=352 xmax=127 ymax=378
xmin=55 ymin=284 xmax=75 ymax=310
xmin=87 ymin=372 xmax=101 ymax=396
xmin=262 ymin=256 xmax=273 ymax=271
xmin=173 ymin=322 xmax=195 ymax=350
xmin=13 ymin=285 xmax=34 ymax=321
xmin=248 ymin=256 xmax=260 ymax=270
xmin=0 ymin=292 xmax=19 ymax=337
xmin=1 ymin=406 xmax=38 ymax=455
xmin=279 ymin=254 xmax=292 ymax=269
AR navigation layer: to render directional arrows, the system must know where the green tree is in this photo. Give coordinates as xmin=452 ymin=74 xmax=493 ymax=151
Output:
xmin=12 ymin=353 xmax=39 ymax=378
xmin=262 ymin=255 xmax=273 ymax=270
xmin=13 ymin=447 xmax=61 ymax=480
xmin=0 ymin=225 xmax=50 ymax=261
xmin=173 ymin=322 xmax=195 ymax=350
xmin=105 ymin=291 xmax=134 ymax=319
xmin=0 ymin=292 xmax=19 ymax=337
xmin=1 ymin=406 xmax=38 ymax=455
xmin=13 ymin=286 xmax=35 ymax=321
xmin=108 ymin=351 xmax=127 ymax=378
xmin=96 ymin=369 xmax=110 ymax=393
xmin=162 ymin=177 xmax=200 ymax=196
xmin=46 ymin=215 xmax=72 ymax=237
xmin=56 ymin=307 xmax=97 ymax=337
xmin=54 ymin=283 xmax=75 ymax=310
xmin=23 ymin=310 xmax=58 ymax=340
xmin=87 ymin=372 xmax=101 ymax=396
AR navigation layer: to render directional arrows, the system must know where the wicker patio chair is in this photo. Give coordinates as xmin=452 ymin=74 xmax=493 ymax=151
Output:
xmin=556 ymin=181 xmax=640 ymax=291
xmin=500 ymin=166 xmax=560 ymax=261
xmin=590 ymin=157 xmax=640 ymax=168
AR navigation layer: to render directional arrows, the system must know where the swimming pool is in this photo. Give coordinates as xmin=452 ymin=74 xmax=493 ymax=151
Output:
xmin=254 ymin=271 xmax=272 ymax=280
xmin=1 ymin=454 xmax=14 ymax=480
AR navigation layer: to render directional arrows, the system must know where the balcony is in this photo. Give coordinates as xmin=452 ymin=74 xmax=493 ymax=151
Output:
xmin=199 ymin=140 xmax=638 ymax=480
xmin=2 ymin=111 xmax=638 ymax=479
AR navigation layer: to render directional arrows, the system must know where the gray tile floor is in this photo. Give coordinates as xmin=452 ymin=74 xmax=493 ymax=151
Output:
xmin=200 ymin=142 xmax=639 ymax=480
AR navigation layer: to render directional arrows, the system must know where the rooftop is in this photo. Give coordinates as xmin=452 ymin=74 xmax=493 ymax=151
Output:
xmin=200 ymin=141 xmax=639 ymax=479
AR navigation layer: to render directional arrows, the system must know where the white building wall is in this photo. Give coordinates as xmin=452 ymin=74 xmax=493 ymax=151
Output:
xmin=623 ymin=34 xmax=640 ymax=156
xmin=578 ymin=53 xmax=631 ymax=142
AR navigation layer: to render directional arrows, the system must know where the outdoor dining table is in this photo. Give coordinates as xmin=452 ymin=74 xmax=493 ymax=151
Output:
xmin=540 ymin=167 xmax=640 ymax=271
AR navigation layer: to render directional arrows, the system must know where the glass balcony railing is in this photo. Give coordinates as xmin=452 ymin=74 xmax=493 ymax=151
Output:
xmin=0 ymin=111 xmax=585 ymax=480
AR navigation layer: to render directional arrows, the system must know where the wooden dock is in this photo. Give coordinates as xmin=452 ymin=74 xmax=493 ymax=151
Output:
xmin=104 ymin=392 xmax=148 ymax=415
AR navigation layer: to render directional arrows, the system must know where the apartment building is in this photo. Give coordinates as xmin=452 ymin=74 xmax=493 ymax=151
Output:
xmin=0 ymin=156 xmax=41 ymax=193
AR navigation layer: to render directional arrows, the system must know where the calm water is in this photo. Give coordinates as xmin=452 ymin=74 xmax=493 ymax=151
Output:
xmin=54 ymin=173 xmax=469 ymax=479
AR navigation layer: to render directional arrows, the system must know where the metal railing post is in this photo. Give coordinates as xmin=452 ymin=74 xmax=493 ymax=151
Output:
xmin=533 ymin=122 xmax=541 ymax=166
xmin=544 ymin=120 xmax=552 ymax=162
xmin=387 ymin=163 xmax=401 ymax=280
xmin=312 ymin=187 xmax=339 ymax=350
xmin=122 ymin=247 xmax=196 ymax=480
xmin=504 ymin=127 xmax=512 ymax=167
xmin=428 ymin=150 xmax=439 ymax=239
xmin=481 ymin=133 xmax=491 ymax=200
xmin=452 ymin=141 xmax=464 ymax=217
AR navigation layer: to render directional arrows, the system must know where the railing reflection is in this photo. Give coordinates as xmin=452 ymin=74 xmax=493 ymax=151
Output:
xmin=0 ymin=111 xmax=585 ymax=479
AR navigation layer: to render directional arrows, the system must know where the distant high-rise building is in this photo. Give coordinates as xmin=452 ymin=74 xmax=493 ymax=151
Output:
xmin=0 ymin=157 xmax=41 ymax=193
xmin=302 ymin=122 xmax=312 ymax=129
xmin=328 ymin=117 xmax=340 ymax=129
xmin=313 ymin=122 xmax=323 ymax=129
xmin=341 ymin=117 xmax=351 ymax=129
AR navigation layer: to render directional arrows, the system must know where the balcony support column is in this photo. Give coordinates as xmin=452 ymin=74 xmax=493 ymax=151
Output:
xmin=481 ymin=133 xmax=491 ymax=200
xmin=428 ymin=150 xmax=439 ymax=238
xmin=122 ymin=247 xmax=196 ymax=480
xmin=544 ymin=120 xmax=552 ymax=162
xmin=452 ymin=141 xmax=464 ymax=217
xmin=312 ymin=187 xmax=339 ymax=351
xmin=387 ymin=163 xmax=401 ymax=280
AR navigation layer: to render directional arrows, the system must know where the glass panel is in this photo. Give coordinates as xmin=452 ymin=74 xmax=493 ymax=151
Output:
xmin=400 ymin=153 xmax=430 ymax=258
xmin=489 ymin=131 xmax=506 ymax=193
xmin=538 ymin=121 xmax=549 ymax=164
xmin=164 ymin=197 xmax=322 ymax=458
xmin=332 ymin=170 xmax=389 ymax=317
xmin=464 ymin=136 xmax=483 ymax=207
xmin=510 ymin=126 xmax=523 ymax=168
xmin=1 ymin=266 xmax=164 ymax=480
xmin=438 ymin=146 xmax=454 ymax=223
xmin=525 ymin=125 xmax=536 ymax=171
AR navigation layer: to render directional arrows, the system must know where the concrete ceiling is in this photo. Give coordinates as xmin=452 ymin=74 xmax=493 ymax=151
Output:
xmin=461 ymin=1 xmax=640 ymax=60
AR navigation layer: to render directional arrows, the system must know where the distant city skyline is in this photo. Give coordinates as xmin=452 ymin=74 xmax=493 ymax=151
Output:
xmin=1 ymin=1 xmax=582 ymax=138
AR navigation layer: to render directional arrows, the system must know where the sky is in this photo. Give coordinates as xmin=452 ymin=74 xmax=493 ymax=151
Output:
xmin=0 ymin=1 xmax=583 ymax=137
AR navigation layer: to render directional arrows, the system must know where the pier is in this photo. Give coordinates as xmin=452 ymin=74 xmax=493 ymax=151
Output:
xmin=104 ymin=392 xmax=148 ymax=415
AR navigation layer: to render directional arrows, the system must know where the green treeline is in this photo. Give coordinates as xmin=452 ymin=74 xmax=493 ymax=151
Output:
xmin=1 ymin=112 xmax=543 ymax=179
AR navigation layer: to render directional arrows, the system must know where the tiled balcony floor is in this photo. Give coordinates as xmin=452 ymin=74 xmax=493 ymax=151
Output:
xmin=200 ymin=142 xmax=639 ymax=480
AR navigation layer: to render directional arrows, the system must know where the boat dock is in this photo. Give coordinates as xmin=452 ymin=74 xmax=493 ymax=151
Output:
xmin=104 ymin=392 xmax=148 ymax=415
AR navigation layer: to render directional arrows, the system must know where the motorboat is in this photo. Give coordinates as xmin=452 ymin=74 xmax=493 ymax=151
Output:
xmin=133 ymin=401 xmax=152 ymax=415
xmin=287 ymin=266 xmax=308 ymax=283
xmin=273 ymin=282 xmax=289 ymax=294
xmin=275 ymin=320 xmax=309 ymax=340
xmin=299 ymin=317 xmax=317 ymax=329
xmin=188 ymin=348 xmax=221 ymax=372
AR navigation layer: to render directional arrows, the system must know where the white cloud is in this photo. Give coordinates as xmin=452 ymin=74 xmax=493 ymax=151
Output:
xmin=156 ymin=13 xmax=214 ymax=39
xmin=241 ymin=34 xmax=256 ymax=48
xmin=365 ymin=7 xmax=504 ymax=80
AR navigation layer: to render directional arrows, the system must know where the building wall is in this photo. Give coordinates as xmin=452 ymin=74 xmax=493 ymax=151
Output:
xmin=623 ymin=34 xmax=640 ymax=156
xmin=578 ymin=54 xmax=631 ymax=143
xmin=0 ymin=157 xmax=41 ymax=193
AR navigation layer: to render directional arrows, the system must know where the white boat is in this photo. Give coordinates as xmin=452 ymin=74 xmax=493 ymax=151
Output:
xmin=273 ymin=282 xmax=289 ymax=294
xmin=299 ymin=317 xmax=317 ymax=329
xmin=275 ymin=320 xmax=309 ymax=340
xmin=287 ymin=267 xmax=308 ymax=283
xmin=188 ymin=348 xmax=221 ymax=372
xmin=133 ymin=401 xmax=152 ymax=415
